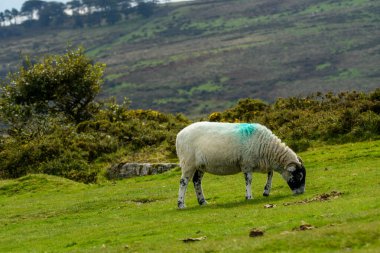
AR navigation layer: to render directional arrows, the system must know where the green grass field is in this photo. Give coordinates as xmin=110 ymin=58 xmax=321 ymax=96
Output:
xmin=1 ymin=140 xmax=379 ymax=252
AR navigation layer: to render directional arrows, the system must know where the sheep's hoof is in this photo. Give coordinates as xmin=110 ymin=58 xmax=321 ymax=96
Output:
xmin=263 ymin=192 xmax=270 ymax=197
xmin=245 ymin=196 xmax=253 ymax=200
xmin=178 ymin=201 xmax=186 ymax=209
xmin=199 ymin=199 xmax=208 ymax=206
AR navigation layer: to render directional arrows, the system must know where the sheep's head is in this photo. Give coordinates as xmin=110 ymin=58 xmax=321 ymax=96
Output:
xmin=282 ymin=163 xmax=306 ymax=195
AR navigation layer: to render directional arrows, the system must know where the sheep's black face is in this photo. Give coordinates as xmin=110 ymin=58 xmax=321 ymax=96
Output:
xmin=284 ymin=164 xmax=306 ymax=194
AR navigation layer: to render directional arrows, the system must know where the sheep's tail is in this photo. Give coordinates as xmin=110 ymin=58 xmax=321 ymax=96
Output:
xmin=176 ymin=132 xmax=189 ymax=170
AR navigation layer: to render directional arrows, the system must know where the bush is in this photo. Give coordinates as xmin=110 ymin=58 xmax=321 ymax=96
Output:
xmin=0 ymin=134 xmax=63 ymax=178
xmin=38 ymin=157 xmax=97 ymax=184
xmin=286 ymin=139 xmax=311 ymax=153
xmin=208 ymin=89 xmax=380 ymax=149
xmin=0 ymin=47 xmax=105 ymax=125
xmin=0 ymin=104 xmax=189 ymax=182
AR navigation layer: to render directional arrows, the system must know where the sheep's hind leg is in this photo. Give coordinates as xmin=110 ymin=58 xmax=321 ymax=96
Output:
xmin=178 ymin=175 xmax=190 ymax=209
xmin=263 ymin=170 xmax=273 ymax=197
xmin=244 ymin=172 xmax=253 ymax=200
xmin=193 ymin=170 xmax=207 ymax=206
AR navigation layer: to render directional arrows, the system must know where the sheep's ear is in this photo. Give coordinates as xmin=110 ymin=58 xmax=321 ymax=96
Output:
xmin=297 ymin=156 xmax=304 ymax=164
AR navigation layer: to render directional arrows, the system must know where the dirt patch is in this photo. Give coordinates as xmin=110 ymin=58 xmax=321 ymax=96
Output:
xmin=283 ymin=191 xmax=343 ymax=206
xmin=264 ymin=204 xmax=276 ymax=208
xmin=129 ymin=198 xmax=158 ymax=204
xmin=293 ymin=224 xmax=315 ymax=231
xmin=249 ymin=228 xmax=265 ymax=237
xmin=182 ymin=236 xmax=207 ymax=243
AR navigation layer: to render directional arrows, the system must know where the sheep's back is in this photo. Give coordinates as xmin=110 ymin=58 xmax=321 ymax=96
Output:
xmin=176 ymin=122 xmax=263 ymax=174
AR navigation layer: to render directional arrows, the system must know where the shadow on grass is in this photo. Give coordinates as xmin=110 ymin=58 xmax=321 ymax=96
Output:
xmin=180 ymin=193 xmax=295 ymax=211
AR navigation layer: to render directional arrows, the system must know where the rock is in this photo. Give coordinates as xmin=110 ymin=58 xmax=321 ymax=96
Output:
xmin=106 ymin=163 xmax=178 ymax=179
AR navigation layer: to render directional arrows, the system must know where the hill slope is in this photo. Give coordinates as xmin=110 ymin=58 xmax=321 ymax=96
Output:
xmin=0 ymin=140 xmax=379 ymax=252
xmin=1 ymin=0 xmax=379 ymax=116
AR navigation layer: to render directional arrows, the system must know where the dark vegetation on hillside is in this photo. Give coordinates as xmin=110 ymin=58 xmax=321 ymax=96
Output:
xmin=0 ymin=48 xmax=379 ymax=183
xmin=0 ymin=0 xmax=157 ymax=34
xmin=1 ymin=0 xmax=379 ymax=116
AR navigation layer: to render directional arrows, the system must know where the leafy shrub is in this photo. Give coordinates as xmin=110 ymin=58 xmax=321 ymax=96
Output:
xmin=208 ymin=89 xmax=380 ymax=149
xmin=0 ymin=47 xmax=105 ymax=125
xmin=37 ymin=157 xmax=97 ymax=184
xmin=0 ymin=98 xmax=189 ymax=182
xmin=0 ymin=133 xmax=64 ymax=178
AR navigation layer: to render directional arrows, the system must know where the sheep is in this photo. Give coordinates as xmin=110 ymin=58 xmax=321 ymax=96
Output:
xmin=176 ymin=122 xmax=306 ymax=209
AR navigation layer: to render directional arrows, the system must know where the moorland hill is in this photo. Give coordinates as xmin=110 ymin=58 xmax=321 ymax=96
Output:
xmin=1 ymin=0 xmax=379 ymax=116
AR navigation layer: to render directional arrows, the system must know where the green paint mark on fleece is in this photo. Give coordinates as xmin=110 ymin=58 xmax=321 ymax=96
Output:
xmin=236 ymin=123 xmax=258 ymax=137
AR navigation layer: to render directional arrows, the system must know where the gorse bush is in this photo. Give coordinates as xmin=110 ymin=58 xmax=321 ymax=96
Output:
xmin=209 ymin=90 xmax=380 ymax=151
xmin=0 ymin=119 xmax=95 ymax=183
xmin=0 ymin=105 xmax=189 ymax=183
xmin=78 ymin=100 xmax=189 ymax=153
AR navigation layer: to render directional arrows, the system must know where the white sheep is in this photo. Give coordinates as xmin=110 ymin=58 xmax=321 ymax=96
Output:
xmin=176 ymin=122 xmax=306 ymax=209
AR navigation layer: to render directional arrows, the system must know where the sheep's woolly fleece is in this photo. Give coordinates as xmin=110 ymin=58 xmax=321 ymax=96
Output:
xmin=176 ymin=122 xmax=300 ymax=175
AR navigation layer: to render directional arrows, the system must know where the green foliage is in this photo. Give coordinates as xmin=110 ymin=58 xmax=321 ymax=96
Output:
xmin=0 ymin=47 xmax=105 ymax=124
xmin=0 ymin=120 xmax=100 ymax=183
xmin=0 ymin=94 xmax=189 ymax=182
xmin=210 ymin=98 xmax=268 ymax=122
xmin=81 ymin=98 xmax=190 ymax=152
xmin=209 ymin=90 xmax=380 ymax=151
xmin=0 ymin=48 xmax=107 ymax=181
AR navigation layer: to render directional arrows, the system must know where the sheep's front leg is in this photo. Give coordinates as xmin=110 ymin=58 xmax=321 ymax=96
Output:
xmin=178 ymin=175 xmax=190 ymax=209
xmin=263 ymin=171 xmax=273 ymax=197
xmin=193 ymin=170 xmax=207 ymax=206
xmin=244 ymin=172 xmax=253 ymax=200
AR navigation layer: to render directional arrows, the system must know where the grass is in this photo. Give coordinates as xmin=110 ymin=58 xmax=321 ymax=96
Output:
xmin=0 ymin=140 xmax=379 ymax=252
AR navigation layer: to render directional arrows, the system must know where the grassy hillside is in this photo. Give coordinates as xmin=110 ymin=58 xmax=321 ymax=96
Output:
xmin=0 ymin=140 xmax=379 ymax=252
xmin=1 ymin=0 xmax=380 ymax=116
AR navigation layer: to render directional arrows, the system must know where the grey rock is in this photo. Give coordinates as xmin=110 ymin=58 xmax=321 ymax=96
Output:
xmin=107 ymin=163 xmax=178 ymax=179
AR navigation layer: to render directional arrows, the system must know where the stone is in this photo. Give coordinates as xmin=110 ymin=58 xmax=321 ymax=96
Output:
xmin=106 ymin=163 xmax=178 ymax=179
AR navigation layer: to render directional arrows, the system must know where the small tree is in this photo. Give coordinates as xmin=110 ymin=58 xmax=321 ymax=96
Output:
xmin=21 ymin=0 xmax=46 ymax=21
xmin=0 ymin=12 xmax=5 ymax=27
xmin=38 ymin=2 xmax=66 ymax=27
xmin=136 ymin=0 xmax=157 ymax=18
xmin=3 ymin=9 xmax=12 ymax=25
xmin=11 ymin=8 xmax=19 ymax=25
xmin=0 ymin=47 xmax=105 ymax=127
xmin=105 ymin=8 xmax=122 ymax=25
